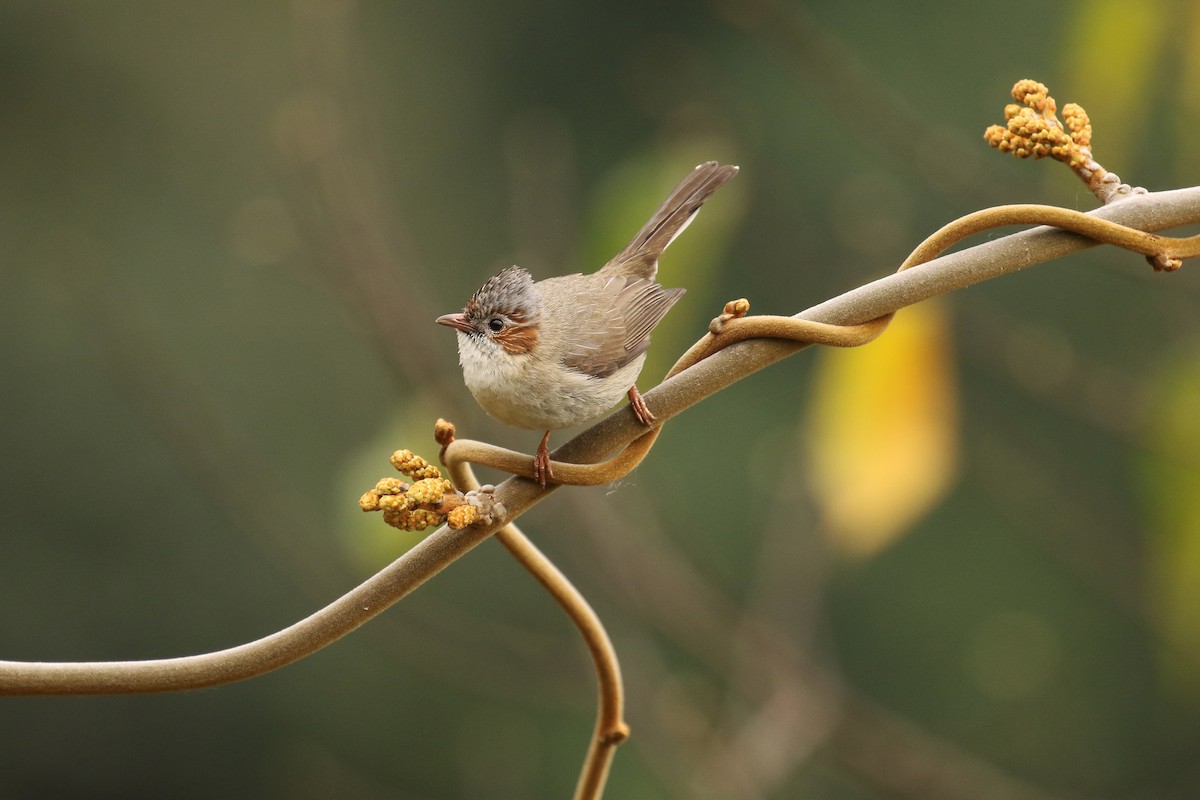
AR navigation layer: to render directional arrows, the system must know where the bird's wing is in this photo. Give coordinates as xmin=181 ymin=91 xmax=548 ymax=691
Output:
xmin=558 ymin=275 xmax=685 ymax=379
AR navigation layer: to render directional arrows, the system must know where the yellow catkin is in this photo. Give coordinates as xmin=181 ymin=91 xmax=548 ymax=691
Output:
xmin=377 ymin=494 xmax=411 ymax=512
xmin=362 ymin=442 xmax=477 ymax=532
xmin=402 ymin=508 xmax=444 ymax=530
xmin=1063 ymin=103 xmax=1092 ymax=147
xmin=408 ymin=477 xmax=453 ymax=505
xmin=985 ymin=80 xmax=1097 ymax=179
xmin=447 ymin=505 xmax=480 ymax=529
xmin=389 ymin=449 xmax=443 ymax=481
xmin=375 ymin=477 xmax=408 ymax=495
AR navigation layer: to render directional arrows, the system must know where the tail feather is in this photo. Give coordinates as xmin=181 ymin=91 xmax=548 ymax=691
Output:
xmin=601 ymin=161 xmax=738 ymax=279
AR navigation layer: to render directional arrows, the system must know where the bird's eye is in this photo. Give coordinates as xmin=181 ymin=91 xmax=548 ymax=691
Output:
xmin=487 ymin=317 xmax=505 ymax=333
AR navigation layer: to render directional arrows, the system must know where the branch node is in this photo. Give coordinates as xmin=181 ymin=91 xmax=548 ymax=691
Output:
xmin=1148 ymin=252 xmax=1184 ymax=272
xmin=709 ymin=297 xmax=752 ymax=334
xmin=600 ymin=723 xmax=631 ymax=746
xmin=434 ymin=417 xmax=457 ymax=463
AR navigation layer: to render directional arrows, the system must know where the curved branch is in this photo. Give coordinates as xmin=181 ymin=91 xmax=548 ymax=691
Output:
xmin=3 ymin=186 xmax=1198 ymax=696
xmin=0 ymin=519 xmax=496 ymax=694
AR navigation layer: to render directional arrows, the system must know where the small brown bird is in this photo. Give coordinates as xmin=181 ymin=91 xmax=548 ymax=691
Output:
xmin=437 ymin=161 xmax=738 ymax=487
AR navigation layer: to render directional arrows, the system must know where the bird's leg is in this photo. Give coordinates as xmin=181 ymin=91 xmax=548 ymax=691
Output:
xmin=627 ymin=385 xmax=655 ymax=427
xmin=534 ymin=430 xmax=554 ymax=488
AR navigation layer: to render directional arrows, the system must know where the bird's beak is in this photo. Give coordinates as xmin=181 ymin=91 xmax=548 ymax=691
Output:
xmin=436 ymin=312 xmax=472 ymax=333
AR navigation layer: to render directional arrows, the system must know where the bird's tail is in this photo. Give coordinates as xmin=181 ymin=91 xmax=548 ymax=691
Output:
xmin=601 ymin=161 xmax=738 ymax=279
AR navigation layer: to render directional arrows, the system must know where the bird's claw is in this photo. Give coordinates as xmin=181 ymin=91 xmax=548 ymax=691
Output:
xmin=627 ymin=385 xmax=655 ymax=427
xmin=534 ymin=431 xmax=554 ymax=489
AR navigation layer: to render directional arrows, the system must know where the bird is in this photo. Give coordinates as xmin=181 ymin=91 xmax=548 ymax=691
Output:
xmin=437 ymin=161 xmax=738 ymax=488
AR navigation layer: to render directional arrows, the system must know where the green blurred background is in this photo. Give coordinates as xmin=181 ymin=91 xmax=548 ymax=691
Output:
xmin=4 ymin=1 xmax=1200 ymax=798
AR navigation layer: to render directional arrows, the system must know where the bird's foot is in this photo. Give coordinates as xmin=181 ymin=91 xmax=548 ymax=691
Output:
xmin=628 ymin=385 xmax=655 ymax=427
xmin=534 ymin=430 xmax=554 ymax=489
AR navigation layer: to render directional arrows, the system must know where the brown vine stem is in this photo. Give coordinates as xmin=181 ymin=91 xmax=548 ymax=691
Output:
xmin=439 ymin=452 xmax=628 ymax=800
xmin=443 ymin=200 xmax=1200 ymax=485
xmin=2 ymin=187 xmax=1197 ymax=703
xmin=503 ymin=524 xmax=627 ymax=800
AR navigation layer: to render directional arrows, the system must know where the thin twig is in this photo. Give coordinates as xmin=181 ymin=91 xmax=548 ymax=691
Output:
xmin=440 ymin=452 xmax=629 ymax=800
xmin=500 ymin=525 xmax=629 ymax=800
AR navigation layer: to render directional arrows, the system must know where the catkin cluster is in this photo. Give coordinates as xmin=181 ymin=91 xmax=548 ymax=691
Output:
xmin=983 ymin=79 xmax=1134 ymax=204
xmin=359 ymin=449 xmax=504 ymax=531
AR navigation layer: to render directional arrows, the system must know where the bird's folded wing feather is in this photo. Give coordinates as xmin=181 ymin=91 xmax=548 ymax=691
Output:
xmin=559 ymin=275 xmax=685 ymax=379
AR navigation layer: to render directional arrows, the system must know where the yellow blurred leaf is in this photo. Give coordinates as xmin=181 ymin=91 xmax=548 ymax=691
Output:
xmin=1139 ymin=348 xmax=1200 ymax=698
xmin=804 ymin=301 xmax=958 ymax=556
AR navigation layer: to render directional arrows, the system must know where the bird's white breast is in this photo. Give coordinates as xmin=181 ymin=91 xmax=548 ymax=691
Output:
xmin=455 ymin=331 xmax=645 ymax=431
